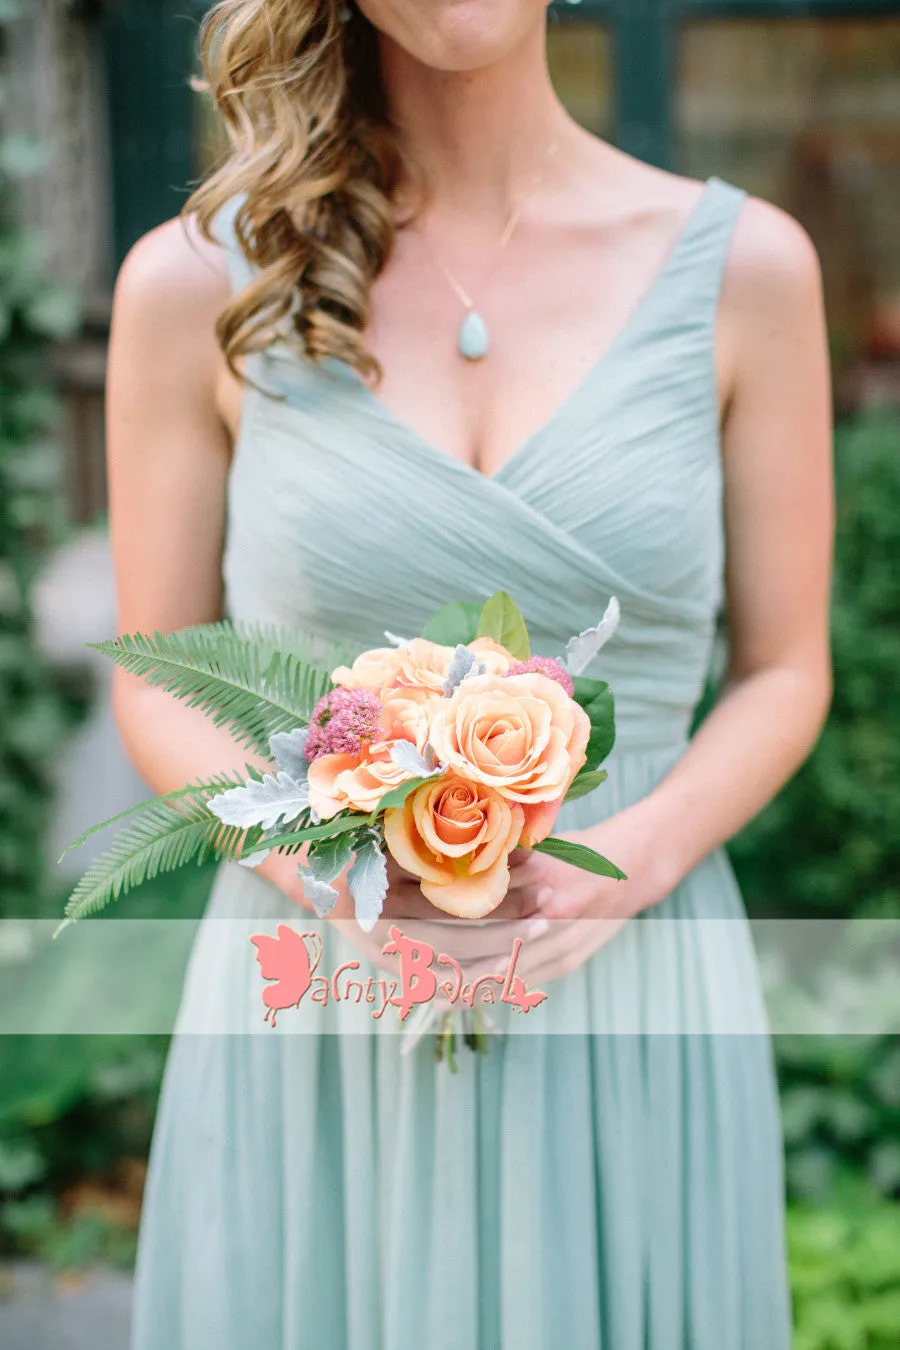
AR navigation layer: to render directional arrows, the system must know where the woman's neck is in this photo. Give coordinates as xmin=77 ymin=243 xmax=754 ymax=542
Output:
xmin=377 ymin=23 xmax=577 ymax=226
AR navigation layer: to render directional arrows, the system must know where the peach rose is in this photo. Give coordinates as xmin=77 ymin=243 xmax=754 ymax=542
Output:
xmin=383 ymin=773 xmax=525 ymax=918
xmin=427 ymin=671 xmax=590 ymax=846
xmin=306 ymin=687 xmax=442 ymax=819
xmin=331 ymin=635 xmax=518 ymax=696
xmin=378 ymin=686 xmax=440 ymax=751
xmin=306 ymin=744 xmax=412 ymax=820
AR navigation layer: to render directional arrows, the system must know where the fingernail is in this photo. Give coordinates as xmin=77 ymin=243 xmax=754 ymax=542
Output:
xmin=526 ymin=918 xmax=549 ymax=939
xmin=537 ymin=887 xmax=555 ymax=908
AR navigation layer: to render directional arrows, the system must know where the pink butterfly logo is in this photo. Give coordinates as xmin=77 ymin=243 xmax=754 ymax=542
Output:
xmin=249 ymin=925 xmax=323 ymax=1027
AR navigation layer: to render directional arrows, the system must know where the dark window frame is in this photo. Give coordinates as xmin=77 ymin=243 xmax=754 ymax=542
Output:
xmin=102 ymin=0 xmax=900 ymax=264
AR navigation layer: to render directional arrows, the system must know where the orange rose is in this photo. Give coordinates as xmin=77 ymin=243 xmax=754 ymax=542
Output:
xmin=383 ymin=773 xmax=525 ymax=917
xmin=427 ymin=671 xmax=590 ymax=846
xmin=377 ymin=686 xmax=440 ymax=751
xmin=306 ymin=684 xmax=449 ymax=820
xmin=331 ymin=635 xmax=518 ymax=696
xmin=306 ymin=745 xmax=412 ymax=819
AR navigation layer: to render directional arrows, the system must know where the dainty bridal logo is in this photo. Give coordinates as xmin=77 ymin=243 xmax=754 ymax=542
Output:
xmin=249 ymin=924 xmax=548 ymax=1028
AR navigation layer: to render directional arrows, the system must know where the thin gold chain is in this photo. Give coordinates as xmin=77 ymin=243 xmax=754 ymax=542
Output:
xmin=422 ymin=140 xmax=560 ymax=313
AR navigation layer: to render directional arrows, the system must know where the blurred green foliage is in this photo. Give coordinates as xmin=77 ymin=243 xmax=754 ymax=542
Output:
xmin=778 ymin=1035 xmax=900 ymax=1205
xmin=724 ymin=406 xmax=900 ymax=1211
xmin=789 ymin=1184 xmax=900 ymax=1350
xmin=0 ymin=866 xmax=214 ymax=1262
xmin=0 ymin=0 xmax=80 ymax=921
xmin=729 ymin=406 xmax=900 ymax=921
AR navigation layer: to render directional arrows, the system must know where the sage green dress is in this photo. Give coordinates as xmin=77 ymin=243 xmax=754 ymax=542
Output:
xmin=129 ymin=177 xmax=792 ymax=1349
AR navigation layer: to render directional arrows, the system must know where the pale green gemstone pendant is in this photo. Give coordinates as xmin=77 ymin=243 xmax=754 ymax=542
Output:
xmin=458 ymin=309 xmax=490 ymax=361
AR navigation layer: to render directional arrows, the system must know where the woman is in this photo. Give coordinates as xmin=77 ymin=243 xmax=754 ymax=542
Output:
xmin=111 ymin=1 xmax=833 ymax=1347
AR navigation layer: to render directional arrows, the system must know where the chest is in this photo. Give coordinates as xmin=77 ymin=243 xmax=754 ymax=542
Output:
xmin=222 ymin=188 xmax=739 ymax=479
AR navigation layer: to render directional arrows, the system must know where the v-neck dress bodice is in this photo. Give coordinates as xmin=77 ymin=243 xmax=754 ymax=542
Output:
xmin=221 ymin=177 xmax=732 ymax=755
xmin=129 ymin=178 xmax=792 ymax=1350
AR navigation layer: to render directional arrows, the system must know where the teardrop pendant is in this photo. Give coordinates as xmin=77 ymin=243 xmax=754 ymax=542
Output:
xmin=458 ymin=310 xmax=490 ymax=361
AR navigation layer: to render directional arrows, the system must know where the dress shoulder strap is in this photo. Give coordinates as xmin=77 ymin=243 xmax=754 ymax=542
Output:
xmin=666 ymin=176 xmax=749 ymax=316
xmin=210 ymin=192 xmax=255 ymax=294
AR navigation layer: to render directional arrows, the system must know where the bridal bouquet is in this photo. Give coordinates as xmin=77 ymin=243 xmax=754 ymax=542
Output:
xmin=58 ymin=591 xmax=623 ymax=1053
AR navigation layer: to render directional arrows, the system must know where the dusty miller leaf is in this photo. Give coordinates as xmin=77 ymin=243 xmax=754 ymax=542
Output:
xmin=389 ymin=739 xmax=442 ymax=778
xmin=563 ymin=596 xmax=621 ymax=676
xmin=268 ymin=727 xmax=310 ymax=781
xmin=207 ymin=771 xmax=309 ymax=830
xmin=347 ymin=831 xmax=389 ymax=932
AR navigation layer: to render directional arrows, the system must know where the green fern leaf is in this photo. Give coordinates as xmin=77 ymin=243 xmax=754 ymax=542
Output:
xmin=57 ymin=768 xmax=253 ymax=862
xmin=185 ymin=619 xmax=360 ymax=675
xmin=87 ymin=627 xmax=340 ymax=755
xmin=61 ymin=793 xmax=246 ymax=925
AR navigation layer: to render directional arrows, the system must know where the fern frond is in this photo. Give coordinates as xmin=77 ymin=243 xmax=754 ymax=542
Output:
xmin=190 ymin=619 xmax=360 ymax=674
xmin=61 ymin=794 xmax=248 ymax=924
xmin=87 ymin=628 xmax=341 ymax=755
xmin=58 ymin=769 xmax=254 ymax=862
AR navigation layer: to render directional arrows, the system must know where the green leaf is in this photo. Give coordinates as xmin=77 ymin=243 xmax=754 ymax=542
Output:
xmin=571 ymin=675 xmax=609 ymax=708
xmin=59 ymin=792 xmax=251 ymax=926
xmin=249 ymin=812 xmax=371 ymax=854
xmin=563 ymin=769 xmax=608 ymax=802
xmin=422 ymin=601 xmax=483 ymax=647
xmin=306 ymin=832 xmax=355 ymax=884
xmin=87 ymin=626 xmax=335 ymax=756
xmin=529 ymin=835 xmax=627 ymax=880
xmin=475 ymin=590 xmax=530 ymax=660
xmin=57 ymin=769 xmax=252 ymax=862
xmin=196 ymin=618 xmax=360 ymax=675
xmin=370 ymin=774 xmax=435 ymax=814
xmin=575 ymin=680 xmax=616 ymax=770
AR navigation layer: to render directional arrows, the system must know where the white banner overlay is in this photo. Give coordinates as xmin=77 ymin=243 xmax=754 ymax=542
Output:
xmin=1 ymin=918 xmax=899 ymax=1037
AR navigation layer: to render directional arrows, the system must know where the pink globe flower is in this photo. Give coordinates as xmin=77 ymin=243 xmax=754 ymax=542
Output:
xmin=305 ymin=687 xmax=384 ymax=761
xmin=504 ymin=655 xmax=575 ymax=698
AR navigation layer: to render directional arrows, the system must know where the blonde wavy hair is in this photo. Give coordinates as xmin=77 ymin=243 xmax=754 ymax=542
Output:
xmin=186 ymin=0 xmax=416 ymax=386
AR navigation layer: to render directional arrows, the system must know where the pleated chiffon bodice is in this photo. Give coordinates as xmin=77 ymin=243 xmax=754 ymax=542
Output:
xmin=218 ymin=176 xmax=741 ymax=755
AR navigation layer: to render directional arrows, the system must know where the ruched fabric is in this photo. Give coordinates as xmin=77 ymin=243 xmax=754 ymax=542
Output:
xmin=129 ymin=178 xmax=792 ymax=1350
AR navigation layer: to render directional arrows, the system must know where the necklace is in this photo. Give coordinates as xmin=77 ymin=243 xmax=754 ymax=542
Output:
xmin=421 ymin=140 xmax=559 ymax=362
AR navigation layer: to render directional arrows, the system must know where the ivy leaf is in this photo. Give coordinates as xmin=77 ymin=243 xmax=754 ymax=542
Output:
xmin=475 ymin=591 xmax=530 ymax=660
xmin=422 ymin=601 xmax=483 ymax=647
xmin=529 ymin=836 xmax=627 ymax=880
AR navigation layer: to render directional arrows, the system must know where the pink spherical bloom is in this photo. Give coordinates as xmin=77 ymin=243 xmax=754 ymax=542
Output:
xmin=504 ymin=656 xmax=575 ymax=698
xmin=305 ymin=687 xmax=384 ymax=762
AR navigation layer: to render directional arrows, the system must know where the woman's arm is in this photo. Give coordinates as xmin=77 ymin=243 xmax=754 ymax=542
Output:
xmin=523 ymin=198 xmax=835 ymax=932
xmin=106 ymin=219 xmax=544 ymax=933
xmin=105 ymin=217 xmax=317 ymax=899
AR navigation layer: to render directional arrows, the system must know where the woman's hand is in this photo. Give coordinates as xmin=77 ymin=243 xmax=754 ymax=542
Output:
xmin=253 ymin=841 xmax=554 ymax=980
xmin=459 ymin=804 xmax=673 ymax=989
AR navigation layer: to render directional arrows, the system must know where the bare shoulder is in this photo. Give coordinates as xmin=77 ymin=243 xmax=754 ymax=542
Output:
xmin=112 ymin=212 xmax=231 ymax=342
xmin=722 ymin=196 xmax=824 ymax=321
